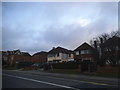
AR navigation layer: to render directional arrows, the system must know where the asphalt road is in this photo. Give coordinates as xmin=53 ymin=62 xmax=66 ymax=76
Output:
xmin=2 ymin=70 xmax=119 ymax=90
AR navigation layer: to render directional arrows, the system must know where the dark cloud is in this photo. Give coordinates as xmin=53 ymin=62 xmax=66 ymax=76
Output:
xmin=2 ymin=2 xmax=118 ymax=55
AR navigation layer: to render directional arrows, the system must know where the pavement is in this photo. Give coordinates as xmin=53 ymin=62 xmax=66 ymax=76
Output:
xmin=2 ymin=70 xmax=118 ymax=89
xmin=3 ymin=69 xmax=120 ymax=87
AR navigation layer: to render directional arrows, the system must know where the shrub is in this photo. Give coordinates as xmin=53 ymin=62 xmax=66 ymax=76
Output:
xmin=52 ymin=61 xmax=80 ymax=69
xmin=16 ymin=61 xmax=33 ymax=69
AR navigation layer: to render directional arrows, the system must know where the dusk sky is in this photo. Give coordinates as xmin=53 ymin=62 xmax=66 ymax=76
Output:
xmin=2 ymin=2 xmax=118 ymax=55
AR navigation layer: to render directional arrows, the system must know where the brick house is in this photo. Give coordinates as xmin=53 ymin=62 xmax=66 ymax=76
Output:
xmin=2 ymin=49 xmax=31 ymax=66
xmin=100 ymin=36 xmax=120 ymax=65
xmin=47 ymin=47 xmax=74 ymax=63
xmin=2 ymin=51 xmax=9 ymax=66
xmin=32 ymin=51 xmax=47 ymax=63
xmin=74 ymin=42 xmax=99 ymax=72
xmin=2 ymin=50 xmax=22 ymax=66
xmin=74 ymin=42 xmax=98 ymax=62
xmin=20 ymin=52 xmax=31 ymax=62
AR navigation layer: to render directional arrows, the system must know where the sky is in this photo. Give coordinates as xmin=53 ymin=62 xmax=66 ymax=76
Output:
xmin=2 ymin=2 xmax=118 ymax=55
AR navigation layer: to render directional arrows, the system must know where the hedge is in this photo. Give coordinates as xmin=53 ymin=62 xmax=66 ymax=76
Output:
xmin=52 ymin=61 xmax=81 ymax=69
xmin=16 ymin=62 xmax=33 ymax=68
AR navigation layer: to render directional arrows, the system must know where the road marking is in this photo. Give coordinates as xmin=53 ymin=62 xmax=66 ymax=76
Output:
xmin=85 ymin=81 xmax=109 ymax=86
xmin=33 ymin=74 xmax=113 ymax=86
xmin=3 ymin=70 xmax=118 ymax=87
xmin=47 ymin=76 xmax=109 ymax=86
xmin=3 ymin=73 xmax=81 ymax=90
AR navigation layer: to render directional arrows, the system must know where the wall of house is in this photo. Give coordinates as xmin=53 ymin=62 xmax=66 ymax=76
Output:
xmin=68 ymin=54 xmax=74 ymax=59
xmin=24 ymin=55 xmax=31 ymax=62
xmin=48 ymin=53 xmax=62 ymax=62
xmin=8 ymin=54 xmax=32 ymax=65
xmin=32 ymin=55 xmax=38 ymax=63
xmin=48 ymin=53 xmax=74 ymax=62
xmin=74 ymin=50 xmax=96 ymax=62
xmin=32 ymin=54 xmax=47 ymax=63
xmin=61 ymin=53 xmax=68 ymax=59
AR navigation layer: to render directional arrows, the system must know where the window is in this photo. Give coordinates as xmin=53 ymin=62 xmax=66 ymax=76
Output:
xmin=81 ymin=50 xmax=90 ymax=54
xmin=116 ymin=46 xmax=119 ymax=50
xmin=57 ymin=53 xmax=59 ymax=57
xmin=48 ymin=54 xmax=55 ymax=57
xmin=82 ymin=58 xmax=91 ymax=61
xmin=69 ymin=54 xmax=71 ymax=57
xmin=76 ymin=51 xmax=79 ymax=55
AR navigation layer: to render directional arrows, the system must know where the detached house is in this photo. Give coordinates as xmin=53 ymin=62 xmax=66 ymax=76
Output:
xmin=47 ymin=47 xmax=74 ymax=63
xmin=74 ymin=42 xmax=99 ymax=72
xmin=101 ymin=36 xmax=120 ymax=65
xmin=2 ymin=51 xmax=10 ymax=66
xmin=21 ymin=52 xmax=31 ymax=62
xmin=74 ymin=42 xmax=98 ymax=62
xmin=2 ymin=49 xmax=22 ymax=66
xmin=32 ymin=51 xmax=47 ymax=63
xmin=2 ymin=49 xmax=31 ymax=66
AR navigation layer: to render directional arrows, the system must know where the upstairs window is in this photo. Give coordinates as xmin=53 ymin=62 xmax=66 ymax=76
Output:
xmin=57 ymin=53 xmax=59 ymax=57
xmin=48 ymin=54 xmax=55 ymax=57
xmin=76 ymin=51 xmax=79 ymax=55
xmin=69 ymin=54 xmax=71 ymax=57
xmin=81 ymin=50 xmax=90 ymax=54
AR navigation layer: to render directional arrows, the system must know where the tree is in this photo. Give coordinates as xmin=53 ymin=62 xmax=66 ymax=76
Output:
xmin=89 ymin=30 xmax=120 ymax=66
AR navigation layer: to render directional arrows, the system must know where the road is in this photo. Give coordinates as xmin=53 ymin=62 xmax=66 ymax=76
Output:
xmin=2 ymin=70 xmax=119 ymax=90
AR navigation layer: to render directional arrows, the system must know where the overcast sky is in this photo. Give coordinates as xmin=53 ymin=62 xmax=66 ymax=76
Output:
xmin=2 ymin=2 xmax=118 ymax=55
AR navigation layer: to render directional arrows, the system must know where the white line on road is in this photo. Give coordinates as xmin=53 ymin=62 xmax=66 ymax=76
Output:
xmin=3 ymin=73 xmax=81 ymax=90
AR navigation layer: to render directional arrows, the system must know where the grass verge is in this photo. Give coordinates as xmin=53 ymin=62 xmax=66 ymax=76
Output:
xmin=47 ymin=68 xmax=120 ymax=79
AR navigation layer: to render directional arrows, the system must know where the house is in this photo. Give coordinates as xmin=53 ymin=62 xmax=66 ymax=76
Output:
xmin=2 ymin=49 xmax=22 ymax=66
xmin=21 ymin=52 xmax=31 ymax=62
xmin=2 ymin=51 xmax=9 ymax=66
xmin=74 ymin=42 xmax=98 ymax=62
xmin=100 ymin=36 xmax=120 ymax=65
xmin=74 ymin=42 xmax=99 ymax=72
xmin=47 ymin=47 xmax=74 ymax=63
xmin=32 ymin=51 xmax=47 ymax=63
xmin=2 ymin=49 xmax=32 ymax=66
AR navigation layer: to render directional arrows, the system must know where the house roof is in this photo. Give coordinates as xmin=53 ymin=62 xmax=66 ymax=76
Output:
xmin=74 ymin=42 xmax=95 ymax=51
xmin=101 ymin=36 xmax=120 ymax=47
xmin=3 ymin=49 xmax=21 ymax=55
xmin=1 ymin=51 xmax=7 ymax=55
xmin=13 ymin=49 xmax=20 ymax=53
xmin=48 ymin=47 xmax=72 ymax=54
xmin=22 ymin=52 xmax=31 ymax=56
xmin=32 ymin=51 xmax=47 ymax=56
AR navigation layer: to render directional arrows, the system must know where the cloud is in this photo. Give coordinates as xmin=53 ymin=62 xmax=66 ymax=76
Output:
xmin=74 ymin=18 xmax=91 ymax=27
xmin=2 ymin=2 xmax=118 ymax=55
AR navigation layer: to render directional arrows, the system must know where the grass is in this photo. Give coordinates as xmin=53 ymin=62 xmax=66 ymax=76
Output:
xmin=22 ymin=67 xmax=38 ymax=71
xmin=81 ymin=71 xmax=120 ymax=79
xmin=3 ymin=65 xmax=120 ymax=79
xmin=47 ymin=67 xmax=120 ymax=79
xmin=2 ymin=66 xmax=38 ymax=71
xmin=2 ymin=66 xmax=18 ymax=70
xmin=48 ymin=69 xmax=80 ymax=74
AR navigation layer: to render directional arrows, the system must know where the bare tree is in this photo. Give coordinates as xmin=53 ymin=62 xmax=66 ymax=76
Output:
xmin=89 ymin=30 xmax=120 ymax=66
xmin=110 ymin=30 xmax=120 ymax=37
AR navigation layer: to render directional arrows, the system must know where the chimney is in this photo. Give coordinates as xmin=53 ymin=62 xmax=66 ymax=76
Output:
xmin=94 ymin=41 xmax=97 ymax=49
xmin=52 ymin=47 xmax=55 ymax=49
xmin=100 ymin=38 xmax=103 ymax=44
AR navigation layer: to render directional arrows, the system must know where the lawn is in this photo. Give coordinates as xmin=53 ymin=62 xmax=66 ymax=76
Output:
xmin=2 ymin=66 xmax=17 ymax=70
xmin=47 ymin=66 xmax=120 ymax=79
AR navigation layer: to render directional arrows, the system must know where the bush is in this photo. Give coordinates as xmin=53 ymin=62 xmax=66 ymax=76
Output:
xmin=16 ymin=61 xmax=33 ymax=69
xmin=52 ymin=61 xmax=80 ymax=69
